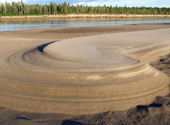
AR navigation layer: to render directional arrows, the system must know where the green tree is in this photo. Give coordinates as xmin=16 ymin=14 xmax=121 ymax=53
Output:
xmin=63 ymin=2 xmax=67 ymax=14
xmin=0 ymin=1 xmax=170 ymax=16
xmin=48 ymin=2 xmax=51 ymax=14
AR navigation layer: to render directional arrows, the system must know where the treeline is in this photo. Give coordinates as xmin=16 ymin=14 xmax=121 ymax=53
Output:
xmin=0 ymin=1 xmax=170 ymax=15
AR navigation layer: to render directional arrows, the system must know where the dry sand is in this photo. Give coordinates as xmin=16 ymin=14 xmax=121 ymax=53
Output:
xmin=0 ymin=23 xmax=170 ymax=124
xmin=1 ymin=14 xmax=170 ymax=19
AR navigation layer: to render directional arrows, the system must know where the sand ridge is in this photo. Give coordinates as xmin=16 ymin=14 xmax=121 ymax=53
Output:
xmin=0 ymin=24 xmax=170 ymax=115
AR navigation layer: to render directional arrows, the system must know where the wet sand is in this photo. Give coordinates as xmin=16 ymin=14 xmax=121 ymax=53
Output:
xmin=0 ymin=23 xmax=170 ymax=124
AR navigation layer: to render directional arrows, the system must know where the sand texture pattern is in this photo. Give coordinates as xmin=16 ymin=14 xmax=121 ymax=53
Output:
xmin=0 ymin=24 xmax=170 ymax=116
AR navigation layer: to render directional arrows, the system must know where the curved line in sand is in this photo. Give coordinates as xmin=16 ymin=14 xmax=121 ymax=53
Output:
xmin=0 ymin=79 xmax=168 ymax=102
xmin=0 ymin=28 xmax=170 ymax=115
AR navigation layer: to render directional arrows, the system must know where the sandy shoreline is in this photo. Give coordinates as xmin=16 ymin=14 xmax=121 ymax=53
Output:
xmin=1 ymin=14 xmax=170 ymax=20
xmin=1 ymin=23 xmax=170 ymax=39
xmin=0 ymin=23 xmax=170 ymax=124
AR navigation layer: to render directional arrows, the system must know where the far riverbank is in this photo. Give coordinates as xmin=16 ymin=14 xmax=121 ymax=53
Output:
xmin=1 ymin=14 xmax=170 ymax=20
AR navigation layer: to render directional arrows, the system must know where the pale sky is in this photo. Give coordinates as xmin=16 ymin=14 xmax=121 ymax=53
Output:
xmin=0 ymin=0 xmax=170 ymax=7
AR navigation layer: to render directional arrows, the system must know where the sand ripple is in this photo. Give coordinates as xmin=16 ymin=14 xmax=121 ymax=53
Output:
xmin=0 ymin=28 xmax=170 ymax=115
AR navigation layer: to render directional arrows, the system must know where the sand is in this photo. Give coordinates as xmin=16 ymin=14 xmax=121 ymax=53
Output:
xmin=0 ymin=23 xmax=170 ymax=124
xmin=1 ymin=14 xmax=170 ymax=19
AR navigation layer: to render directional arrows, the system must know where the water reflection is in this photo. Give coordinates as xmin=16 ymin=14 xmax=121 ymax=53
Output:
xmin=0 ymin=18 xmax=170 ymax=32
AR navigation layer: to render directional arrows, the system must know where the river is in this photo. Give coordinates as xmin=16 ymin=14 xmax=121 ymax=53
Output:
xmin=0 ymin=18 xmax=170 ymax=32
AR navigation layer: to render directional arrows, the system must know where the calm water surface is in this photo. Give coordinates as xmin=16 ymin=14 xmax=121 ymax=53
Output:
xmin=0 ymin=18 xmax=170 ymax=32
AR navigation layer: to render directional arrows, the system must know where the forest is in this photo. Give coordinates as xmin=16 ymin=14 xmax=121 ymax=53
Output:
xmin=0 ymin=1 xmax=170 ymax=16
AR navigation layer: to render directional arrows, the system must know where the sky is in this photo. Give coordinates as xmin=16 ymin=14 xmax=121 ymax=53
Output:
xmin=0 ymin=0 xmax=170 ymax=7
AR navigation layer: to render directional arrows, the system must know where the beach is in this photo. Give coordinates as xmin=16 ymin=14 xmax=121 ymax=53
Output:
xmin=1 ymin=14 xmax=170 ymax=19
xmin=0 ymin=23 xmax=170 ymax=124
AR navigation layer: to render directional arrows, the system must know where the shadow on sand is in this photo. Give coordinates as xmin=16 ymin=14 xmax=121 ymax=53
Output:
xmin=37 ymin=41 xmax=57 ymax=52
xmin=61 ymin=120 xmax=84 ymax=125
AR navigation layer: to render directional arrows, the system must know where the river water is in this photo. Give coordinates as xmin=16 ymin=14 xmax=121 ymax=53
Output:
xmin=0 ymin=18 xmax=170 ymax=32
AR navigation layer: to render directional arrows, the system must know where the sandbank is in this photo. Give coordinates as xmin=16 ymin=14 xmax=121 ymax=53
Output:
xmin=1 ymin=14 xmax=170 ymax=20
xmin=0 ymin=23 xmax=170 ymax=124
